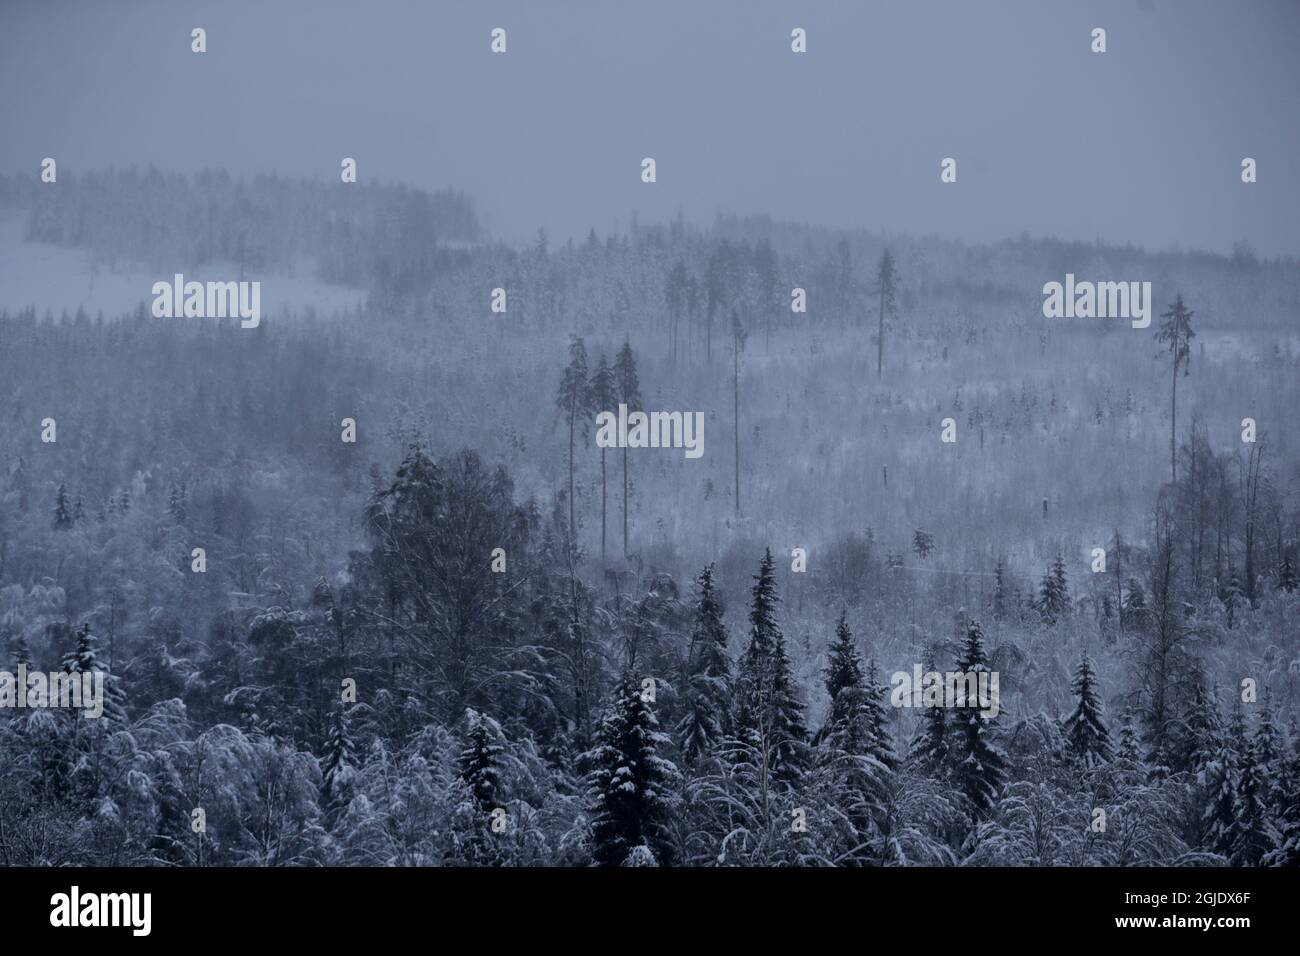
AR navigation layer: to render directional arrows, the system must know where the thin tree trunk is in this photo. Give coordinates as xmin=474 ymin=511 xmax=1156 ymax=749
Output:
xmin=568 ymin=402 xmax=576 ymax=554
xmin=622 ymin=445 xmax=629 ymax=558
xmin=600 ymin=449 xmax=607 ymax=567
xmin=1170 ymin=344 xmax=1178 ymax=484
xmin=877 ymin=286 xmax=885 ymax=378
xmin=734 ymin=337 xmax=741 ymax=515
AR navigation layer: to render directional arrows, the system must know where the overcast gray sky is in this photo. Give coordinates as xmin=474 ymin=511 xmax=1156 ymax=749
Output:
xmin=3 ymin=0 xmax=1297 ymax=255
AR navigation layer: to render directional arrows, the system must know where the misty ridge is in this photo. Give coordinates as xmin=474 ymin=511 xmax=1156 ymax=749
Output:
xmin=0 ymin=165 xmax=1297 ymax=868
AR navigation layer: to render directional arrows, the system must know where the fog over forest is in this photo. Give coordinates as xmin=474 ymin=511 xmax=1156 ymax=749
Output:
xmin=0 ymin=0 xmax=1297 ymax=868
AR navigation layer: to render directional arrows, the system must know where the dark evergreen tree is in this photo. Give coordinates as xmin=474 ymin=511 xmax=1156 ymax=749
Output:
xmin=735 ymin=549 xmax=809 ymax=783
xmin=1157 ymin=294 xmax=1194 ymax=484
xmin=586 ymin=353 xmax=618 ymax=565
xmin=1037 ymin=555 xmax=1069 ymax=625
xmin=1232 ymin=712 xmax=1271 ymax=865
xmin=613 ymin=339 xmax=641 ymax=558
xmin=60 ymin=624 xmax=127 ymax=724
xmin=1063 ymin=654 xmax=1112 ymax=765
xmin=320 ymin=702 xmax=358 ymax=820
xmin=1222 ymin=567 xmax=1244 ymax=629
xmin=458 ymin=708 xmax=505 ymax=811
xmin=677 ymin=564 xmax=731 ymax=765
xmin=1263 ymin=741 xmax=1300 ymax=866
xmin=1203 ymin=701 xmax=1244 ymax=857
xmin=1278 ymin=553 xmax=1298 ymax=593
xmin=1116 ymin=708 xmax=1142 ymax=763
xmin=823 ymin=610 xmax=863 ymax=731
xmin=1179 ymin=667 xmax=1222 ymax=778
xmin=861 ymin=657 xmax=897 ymax=772
xmin=992 ymin=558 xmax=1008 ymax=623
xmin=585 ymin=674 xmax=678 ymax=866
xmin=555 ymin=335 xmax=590 ymax=556
xmin=909 ymin=651 xmax=950 ymax=778
xmin=1121 ymin=578 xmax=1147 ymax=630
xmin=53 ymin=483 xmax=73 ymax=530
xmin=874 ymin=248 xmax=898 ymax=378
xmin=950 ymin=621 xmax=1006 ymax=819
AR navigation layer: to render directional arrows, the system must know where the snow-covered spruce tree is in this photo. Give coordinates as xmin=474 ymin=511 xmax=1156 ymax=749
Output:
xmin=950 ymin=621 xmax=1006 ymax=820
xmin=319 ymin=702 xmax=358 ymax=822
xmin=458 ymin=708 xmax=505 ymax=812
xmin=862 ymin=657 xmax=897 ymax=772
xmin=1231 ymin=707 xmax=1273 ymax=865
xmin=734 ymin=548 xmax=809 ymax=784
xmin=1063 ymin=654 xmax=1111 ymax=766
xmin=1252 ymin=689 xmax=1281 ymax=807
xmin=1178 ymin=665 xmax=1222 ymax=778
xmin=61 ymin=623 xmax=127 ymax=725
xmin=53 ymin=482 xmax=73 ymax=530
xmin=676 ymin=564 xmax=731 ymax=766
xmin=909 ymin=651 xmax=950 ymax=779
xmin=1263 ymin=739 xmax=1300 ymax=867
xmin=1202 ymin=700 xmax=1244 ymax=858
xmin=585 ymin=674 xmax=678 ymax=866
xmin=1116 ymin=708 xmax=1142 ymax=764
xmin=1037 ymin=555 xmax=1070 ymax=626
xmin=823 ymin=610 xmax=863 ymax=734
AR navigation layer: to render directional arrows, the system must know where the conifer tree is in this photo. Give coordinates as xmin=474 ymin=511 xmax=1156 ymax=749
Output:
xmin=1203 ymin=701 xmax=1244 ymax=857
xmin=72 ymin=492 xmax=84 ymax=524
xmin=613 ymin=339 xmax=641 ymax=558
xmin=1278 ymin=553 xmax=1298 ymax=593
xmin=992 ymin=558 xmax=1008 ymax=623
xmin=586 ymin=354 xmax=618 ymax=566
xmin=53 ymin=483 xmax=73 ymax=530
xmin=1232 ymin=711 xmax=1272 ymax=865
xmin=950 ymin=621 xmax=1006 ymax=819
xmin=677 ymin=564 xmax=731 ymax=765
xmin=1222 ymin=567 xmax=1244 ymax=629
xmin=586 ymin=674 xmax=678 ymax=866
xmin=1180 ymin=667 xmax=1222 ymax=778
xmin=874 ymin=248 xmax=898 ymax=378
xmin=1253 ymin=689 xmax=1281 ymax=804
xmin=910 ymin=651 xmax=950 ymax=778
xmin=861 ymin=657 xmax=897 ymax=772
xmin=458 ymin=708 xmax=505 ymax=811
xmin=1263 ymin=741 xmax=1300 ymax=867
xmin=735 ymin=549 xmax=809 ymax=783
xmin=320 ymin=702 xmax=358 ymax=819
xmin=823 ymin=610 xmax=863 ymax=731
xmin=555 ymin=335 xmax=590 ymax=556
xmin=1116 ymin=708 xmax=1142 ymax=763
xmin=1121 ymin=578 xmax=1147 ymax=630
xmin=61 ymin=624 xmax=127 ymax=724
xmin=1063 ymin=654 xmax=1112 ymax=765
xmin=1037 ymin=555 xmax=1069 ymax=625
xmin=1157 ymin=294 xmax=1194 ymax=484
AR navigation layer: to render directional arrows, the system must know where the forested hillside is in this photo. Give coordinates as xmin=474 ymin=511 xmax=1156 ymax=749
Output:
xmin=0 ymin=170 xmax=1296 ymax=866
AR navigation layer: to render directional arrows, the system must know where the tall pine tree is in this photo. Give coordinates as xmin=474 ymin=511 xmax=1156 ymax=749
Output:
xmin=585 ymin=674 xmax=678 ymax=866
xmin=950 ymin=621 xmax=1006 ymax=819
xmin=1063 ymin=654 xmax=1112 ymax=765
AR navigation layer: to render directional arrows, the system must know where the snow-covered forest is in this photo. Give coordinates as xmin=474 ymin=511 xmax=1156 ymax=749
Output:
xmin=0 ymin=167 xmax=1296 ymax=867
